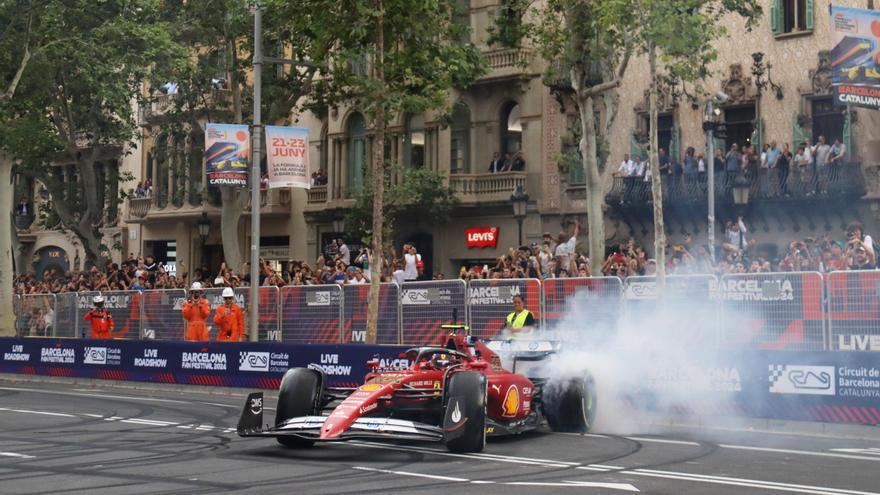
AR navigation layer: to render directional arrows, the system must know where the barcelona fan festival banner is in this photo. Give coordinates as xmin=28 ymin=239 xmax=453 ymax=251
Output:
xmin=205 ymin=123 xmax=250 ymax=187
xmin=830 ymin=5 xmax=880 ymax=110
xmin=265 ymin=126 xmax=310 ymax=189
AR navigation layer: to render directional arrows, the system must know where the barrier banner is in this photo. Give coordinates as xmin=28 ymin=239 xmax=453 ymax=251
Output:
xmin=542 ymin=277 xmax=621 ymax=342
xmin=828 ymin=270 xmax=880 ymax=351
xmin=205 ymin=123 xmax=250 ymax=187
xmin=830 ymin=5 xmax=880 ymax=109
xmin=719 ymin=272 xmax=825 ymax=350
xmin=467 ymin=279 xmax=541 ymax=340
xmin=280 ymin=285 xmax=342 ymax=343
xmin=140 ymin=289 xmax=187 ymax=340
xmin=343 ymin=284 xmax=400 ymax=344
xmin=265 ymin=125 xmax=310 ymax=189
xmin=400 ymin=280 xmax=467 ymax=346
xmin=0 ymin=338 xmax=408 ymax=389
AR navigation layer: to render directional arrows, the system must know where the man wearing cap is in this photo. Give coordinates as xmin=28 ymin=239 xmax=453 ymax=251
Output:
xmin=213 ymin=287 xmax=245 ymax=342
xmin=84 ymin=295 xmax=115 ymax=339
xmin=182 ymin=282 xmax=211 ymax=341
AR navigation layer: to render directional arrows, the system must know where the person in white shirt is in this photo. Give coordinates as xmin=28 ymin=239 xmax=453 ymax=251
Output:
xmin=722 ymin=216 xmax=750 ymax=253
xmin=336 ymin=239 xmax=350 ymax=266
xmin=615 ymin=154 xmax=635 ymax=177
xmin=403 ymin=244 xmax=420 ymax=281
xmin=391 ymin=261 xmax=407 ymax=285
xmin=634 ymin=156 xmax=648 ymax=177
xmin=348 ymin=268 xmax=367 ymax=284
xmin=555 ymin=222 xmax=579 ymax=272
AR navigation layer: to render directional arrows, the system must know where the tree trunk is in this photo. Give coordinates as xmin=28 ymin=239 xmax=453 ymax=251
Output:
xmin=648 ymin=44 xmax=666 ymax=286
xmin=219 ymin=34 xmax=245 ymax=275
xmin=579 ymin=95 xmax=605 ymax=276
xmin=75 ymin=157 xmax=106 ymax=268
xmin=0 ymin=154 xmax=15 ymax=336
xmin=365 ymin=0 xmax=385 ymax=345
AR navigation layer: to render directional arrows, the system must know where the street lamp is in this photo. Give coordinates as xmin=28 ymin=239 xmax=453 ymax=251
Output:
xmin=732 ymin=174 xmax=751 ymax=213
xmin=332 ymin=208 xmax=345 ymax=233
xmin=197 ymin=212 xmax=211 ymax=269
xmin=703 ymin=91 xmax=729 ymax=264
xmin=510 ymin=185 xmax=529 ymax=246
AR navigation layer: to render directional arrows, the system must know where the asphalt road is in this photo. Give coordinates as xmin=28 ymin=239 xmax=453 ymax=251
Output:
xmin=1 ymin=378 xmax=880 ymax=495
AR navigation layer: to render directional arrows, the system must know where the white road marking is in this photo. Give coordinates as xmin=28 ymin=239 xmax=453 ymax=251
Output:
xmin=507 ymin=481 xmax=639 ymax=491
xmin=0 ymin=407 xmax=74 ymax=418
xmin=353 ymin=466 xmax=470 ymax=482
xmin=831 ymin=448 xmax=880 ymax=456
xmin=352 ymin=467 xmax=639 ymax=491
xmin=631 ymin=468 xmax=880 ymax=495
xmin=0 ymin=452 xmax=35 ymax=459
xmin=348 ymin=441 xmax=571 ymax=467
xmin=0 ymin=386 xmax=192 ymax=404
xmin=719 ymin=444 xmax=880 ymax=463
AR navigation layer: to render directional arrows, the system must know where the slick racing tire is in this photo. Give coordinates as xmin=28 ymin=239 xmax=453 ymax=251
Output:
xmin=275 ymin=368 xmax=321 ymax=448
xmin=543 ymin=373 xmax=597 ymax=433
xmin=444 ymin=371 xmax=487 ymax=453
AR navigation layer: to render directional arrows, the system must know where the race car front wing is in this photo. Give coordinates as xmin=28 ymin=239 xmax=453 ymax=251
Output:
xmin=236 ymin=392 xmax=444 ymax=442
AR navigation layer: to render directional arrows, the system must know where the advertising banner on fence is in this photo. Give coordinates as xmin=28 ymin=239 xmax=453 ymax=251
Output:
xmin=830 ymin=5 xmax=880 ymax=109
xmin=205 ymin=123 xmax=250 ymax=187
xmin=265 ymin=126 xmax=310 ymax=189
xmin=0 ymin=338 xmax=407 ymax=389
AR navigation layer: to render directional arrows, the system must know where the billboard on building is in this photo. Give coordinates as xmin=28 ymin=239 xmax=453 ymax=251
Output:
xmin=204 ymin=123 xmax=250 ymax=187
xmin=265 ymin=126 xmax=310 ymax=189
xmin=830 ymin=5 xmax=880 ymax=110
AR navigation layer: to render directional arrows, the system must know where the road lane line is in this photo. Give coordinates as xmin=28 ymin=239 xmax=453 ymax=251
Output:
xmin=625 ymin=436 xmax=701 ymax=446
xmin=353 ymin=466 xmax=470 ymax=482
xmin=507 ymin=481 xmax=639 ymax=491
xmin=632 ymin=469 xmax=880 ymax=495
xmin=0 ymin=452 xmax=35 ymax=459
xmin=719 ymin=444 xmax=880 ymax=463
xmin=348 ymin=441 xmax=571 ymax=467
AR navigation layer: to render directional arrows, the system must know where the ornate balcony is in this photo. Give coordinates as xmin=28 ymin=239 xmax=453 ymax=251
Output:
xmin=477 ymin=48 xmax=538 ymax=83
xmin=449 ymin=172 xmax=527 ymax=206
xmin=605 ymin=162 xmax=867 ymax=208
xmin=142 ymin=89 xmax=233 ymax=123
xmin=307 ymin=185 xmax=328 ymax=205
xmin=256 ymin=187 xmax=291 ymax=216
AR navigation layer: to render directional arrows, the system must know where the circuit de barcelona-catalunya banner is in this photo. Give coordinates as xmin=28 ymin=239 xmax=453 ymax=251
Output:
xmin=205 ymin=123 xmax=250 ymax=187
xmin=2 ymin=337 xmax=880 ymax=426
xmin=830 ymin=5 xmax=880 ymax=109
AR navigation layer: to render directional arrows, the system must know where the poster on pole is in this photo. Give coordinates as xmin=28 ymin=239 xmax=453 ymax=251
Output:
xmin=265 ymin=126 xmax=310 ymax=189
xmin=830 ymin=5 xmax=880 ymax=109
xmin=205 ymin=123 xmax=250 ymax=187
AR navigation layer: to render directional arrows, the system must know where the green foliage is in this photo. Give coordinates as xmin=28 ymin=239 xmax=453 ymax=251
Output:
xmin=346 ymin=167 xmax=459 ymax=245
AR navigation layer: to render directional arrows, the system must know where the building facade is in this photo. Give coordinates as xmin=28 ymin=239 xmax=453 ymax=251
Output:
xmin=14 ymin=0 xmax=880 ymax=278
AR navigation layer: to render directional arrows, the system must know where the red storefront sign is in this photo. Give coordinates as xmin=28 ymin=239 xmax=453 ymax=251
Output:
xmin=466 ymin=227 xmax=499 ymax=248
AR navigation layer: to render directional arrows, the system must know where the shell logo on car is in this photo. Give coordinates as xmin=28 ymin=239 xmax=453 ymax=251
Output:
xmin=502 ymin=385 xmax=520 ymax=417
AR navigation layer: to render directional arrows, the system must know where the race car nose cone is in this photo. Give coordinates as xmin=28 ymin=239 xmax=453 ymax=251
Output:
xmin=320 ymin=421 xmax=346 ymax=440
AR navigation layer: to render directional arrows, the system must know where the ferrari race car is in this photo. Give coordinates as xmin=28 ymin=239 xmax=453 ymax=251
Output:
xmin=237 ymin=325 xmax=596 ymax=453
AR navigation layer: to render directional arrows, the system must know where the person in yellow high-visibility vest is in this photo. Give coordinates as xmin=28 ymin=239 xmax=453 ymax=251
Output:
xmin=504 ymin=295 xmax=535 ymax=333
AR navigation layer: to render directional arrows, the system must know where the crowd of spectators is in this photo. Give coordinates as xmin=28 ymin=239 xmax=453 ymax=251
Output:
xmin=12 ymin=219 xmax=878 ymax=297
xmin=488 ymin=151 xmax=526 ymax=173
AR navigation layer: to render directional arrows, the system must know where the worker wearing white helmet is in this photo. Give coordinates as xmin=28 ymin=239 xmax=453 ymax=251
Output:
xmin=84 ymin=295 xmax=114 ymax=339
xmin=214 ymin=287 xmax=245 ymax=342
xmin=182 ymin=282 xmax=211 ymax=341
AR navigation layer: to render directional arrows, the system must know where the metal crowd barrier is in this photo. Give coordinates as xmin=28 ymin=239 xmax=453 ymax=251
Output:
xmin=10 ymin=270 xmax=880 ymax=350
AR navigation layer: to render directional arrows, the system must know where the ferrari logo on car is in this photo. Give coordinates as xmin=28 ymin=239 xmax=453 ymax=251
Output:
xmin=502 ymin=385 xmax=520 ymax=417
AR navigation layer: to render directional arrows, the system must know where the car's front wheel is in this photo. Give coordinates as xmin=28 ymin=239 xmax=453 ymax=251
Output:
xmin=275 ymin=368 xmax=322 ymax=448
xmin=443 ymin=371 xmax=487 ymax=453
xmin=543 ymin=373 xmax=597 ymax=433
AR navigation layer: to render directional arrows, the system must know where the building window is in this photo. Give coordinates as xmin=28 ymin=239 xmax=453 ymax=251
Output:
xmin=346 ymin=112 xmax=366 ymax=196
xmin=722 ymin=106 xmax=756 ymax=151
xmin=404 ymin=114 xmax=425 ymax=168
xmin=771 ymin=0 xmax=813 ymax=36
xmin=450 ymin=102 xmax=470 ymax=174
xmin=639 ymin=113 xmax=675 ymax=158
xmin=501 ymin=102 xmax=521 ymax=156
xmin=811 ymin=97 xmax=844 ymax=145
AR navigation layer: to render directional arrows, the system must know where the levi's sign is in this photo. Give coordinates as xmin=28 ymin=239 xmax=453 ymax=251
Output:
xmin=466 ymin=227 xmax=499 ymax=248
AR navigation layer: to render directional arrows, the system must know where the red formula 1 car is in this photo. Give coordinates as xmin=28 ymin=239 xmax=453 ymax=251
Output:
xmin=237 ymin=325 xmax=596 ymax=453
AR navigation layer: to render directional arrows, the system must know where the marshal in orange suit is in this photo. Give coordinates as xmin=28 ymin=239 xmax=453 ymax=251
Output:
xmin=182 ymin=282 xmax=211 ymax=341
xmin=213 ymin=287 xmax=245 ymax=342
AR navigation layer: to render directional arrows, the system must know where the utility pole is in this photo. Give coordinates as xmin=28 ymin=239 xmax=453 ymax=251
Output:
xmin=249 ymin=4 xmax=263 ymax=342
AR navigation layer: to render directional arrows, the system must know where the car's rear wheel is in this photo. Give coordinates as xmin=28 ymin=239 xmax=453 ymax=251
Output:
xmin=444 ymin=371 xmax=487 ymax=453
xmin=543 ymin=373 xmax=597 ymax=433
xmin=275 ymin=368 xmax=321 ymax=448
